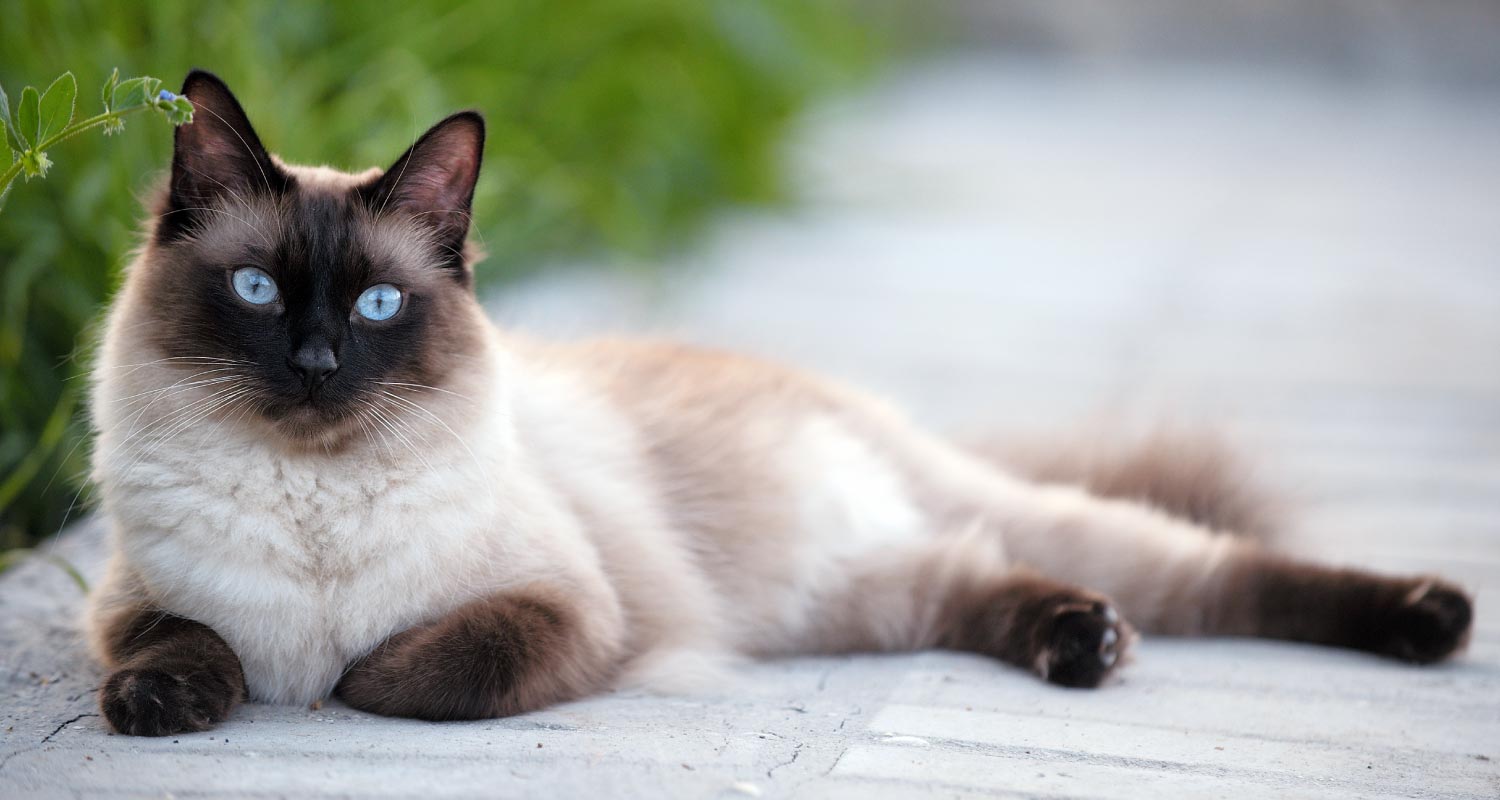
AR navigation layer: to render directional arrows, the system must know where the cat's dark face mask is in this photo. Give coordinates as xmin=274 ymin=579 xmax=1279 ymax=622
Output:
xmin=137 ymin=70 xmax=486 ymax=445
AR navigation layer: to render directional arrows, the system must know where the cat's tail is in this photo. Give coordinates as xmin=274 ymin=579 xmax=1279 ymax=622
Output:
xmin=966 ymin=427 xmax=1284 ymax=541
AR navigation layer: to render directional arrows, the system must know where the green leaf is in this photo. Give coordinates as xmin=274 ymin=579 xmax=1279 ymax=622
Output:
xmin=0 ymin=81 xmax=17 ymax=151
xmin=101 ymin=68 xmax=120 ymax=112
xmin=111 ymin=76 xmax=161 ymax=112
xmin=37 ymin=72 xmax=77 ymax=146
xmin=0 ymin=119 xmax=10 ymax=164
xmin=16 ymin=85 xmax=39 ymax=149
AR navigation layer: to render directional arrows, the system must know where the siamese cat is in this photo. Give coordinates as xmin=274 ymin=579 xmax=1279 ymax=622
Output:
xmin=87 ymin=71 xmax=1473 ymax=736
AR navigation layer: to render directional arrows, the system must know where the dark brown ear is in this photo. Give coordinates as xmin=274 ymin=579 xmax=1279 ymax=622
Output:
xmin=162 ymin=70 xmax=288 ymax=241
xmin=362 ymin=112 xmax=485 ymax=272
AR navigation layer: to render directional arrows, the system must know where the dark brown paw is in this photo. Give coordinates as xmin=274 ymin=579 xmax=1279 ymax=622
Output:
xmin=1040 ymin=600 xmax=1132 ymax=688
xmin=1377 ymin=581 xmax=1472 ymax=664
xmin=100 ymin=666 xmax=238 ymax=736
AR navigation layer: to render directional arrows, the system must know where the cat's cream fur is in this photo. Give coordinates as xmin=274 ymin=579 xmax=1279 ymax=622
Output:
xmin=87 ymin=166 xmax=1252 ymax=704
xmin=87 ymin=75 xmax=1472 ymax=731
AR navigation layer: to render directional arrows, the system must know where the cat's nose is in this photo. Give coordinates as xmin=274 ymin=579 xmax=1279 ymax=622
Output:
xmin=289 ymin=343 xmax=338 ymax=390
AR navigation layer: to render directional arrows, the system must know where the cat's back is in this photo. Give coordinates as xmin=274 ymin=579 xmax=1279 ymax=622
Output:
xmin=516 ymin=336 xmax=883 ymax=504
xmin=521 ymin=336 xmax=853 ymax=428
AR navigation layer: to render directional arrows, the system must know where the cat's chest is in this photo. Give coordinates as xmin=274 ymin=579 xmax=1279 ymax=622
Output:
xmin=131 ymin=444 xmax=419 ymax=582
xmin=112 ymin=435 xmax=504 ymax=703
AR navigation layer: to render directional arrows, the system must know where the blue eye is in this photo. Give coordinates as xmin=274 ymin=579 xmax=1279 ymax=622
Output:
xmin=231 ymin=267 xmax=278 ymax=305
xmin=355 ymin=284 xmax=402 ymax=321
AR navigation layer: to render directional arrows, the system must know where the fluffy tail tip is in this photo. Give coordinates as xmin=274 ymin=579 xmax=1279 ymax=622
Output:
xmin=971 ymin=427 xmax=1284 ymax=541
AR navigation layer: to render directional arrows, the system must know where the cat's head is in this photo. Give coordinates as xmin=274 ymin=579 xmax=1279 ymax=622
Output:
xmin=112 ymin=70 xmax=491 ymax=447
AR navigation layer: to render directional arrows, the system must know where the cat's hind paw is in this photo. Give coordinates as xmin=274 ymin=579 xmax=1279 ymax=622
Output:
xmin=1379 ymin=580 xmax=1472 ymax=665
xmin=1038 ymin=600 xmax=1134 ymax=688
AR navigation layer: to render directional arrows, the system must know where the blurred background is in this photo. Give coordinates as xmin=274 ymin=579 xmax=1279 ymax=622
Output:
xmin=0 ymin=0 xmax=898 ymax=553
xmin=3 ymin=0 xmax=1500 ymax=572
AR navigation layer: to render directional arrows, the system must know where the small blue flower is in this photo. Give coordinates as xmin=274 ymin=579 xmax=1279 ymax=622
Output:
xmin=158 ymin=89 xmax=177 ymax=102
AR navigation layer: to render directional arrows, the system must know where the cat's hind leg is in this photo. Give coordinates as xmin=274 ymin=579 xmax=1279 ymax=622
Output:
xmin=1221 ymin=553 xmax=1472 ymax=664
xmin=935 ymin=567 xmax=1134 ymax=687
xmin=803 ymin=531 xmax=1135 ymax=688
xmin=987 ymin=480 xmax=1473 ymax=663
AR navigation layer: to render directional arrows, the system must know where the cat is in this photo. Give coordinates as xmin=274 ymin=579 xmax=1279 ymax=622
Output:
xmin=85 ymin=70 xmax=1473 ymax=736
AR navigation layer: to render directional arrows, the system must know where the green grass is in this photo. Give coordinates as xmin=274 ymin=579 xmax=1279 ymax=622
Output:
xmin=0 ymin=0 xmax=896 ymax=554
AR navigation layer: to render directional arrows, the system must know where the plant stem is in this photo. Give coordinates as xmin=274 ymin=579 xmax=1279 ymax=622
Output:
xmin=0 ymin=161 xmax=21 ymax=192
xmin=40 ymin=107 xmax=150 ymax=151
xmin=0 ymin=105 xmax=154 ymax=193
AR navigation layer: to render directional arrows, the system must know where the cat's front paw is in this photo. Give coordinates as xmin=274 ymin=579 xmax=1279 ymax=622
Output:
xmin=1377 ymin=580 xmax=1472 ymax=664
xmin=100 ymin=666 xmax=238 ymax=736
xmin=1039 ymin=600 xmax=1133 ymax=688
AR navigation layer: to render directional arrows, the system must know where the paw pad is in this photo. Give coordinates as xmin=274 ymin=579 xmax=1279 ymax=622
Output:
xmin=1044 ymin=600 xmax=1131 ymax=688
xmin=1383 ymin=581 xmax=1472 ymax=664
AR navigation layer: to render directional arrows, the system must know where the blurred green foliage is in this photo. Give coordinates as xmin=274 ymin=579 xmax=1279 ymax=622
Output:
xmin=0 ymin=0 xmax=895 ymax=552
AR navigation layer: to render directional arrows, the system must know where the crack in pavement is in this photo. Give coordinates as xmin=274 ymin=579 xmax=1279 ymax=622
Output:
xmin=42 ymin=712 xmax=98 ymax=744
xmin=0 ymin=711 xmax=99 ymax=774
xmin=766 ymin=741 xmax=806 ymax=779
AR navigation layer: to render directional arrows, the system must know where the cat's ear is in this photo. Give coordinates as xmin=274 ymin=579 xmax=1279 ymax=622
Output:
xmin=164 ymin=70 xmax=287 ymax=230
xmin=362 ymin=112 xmax=485 ymax=270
